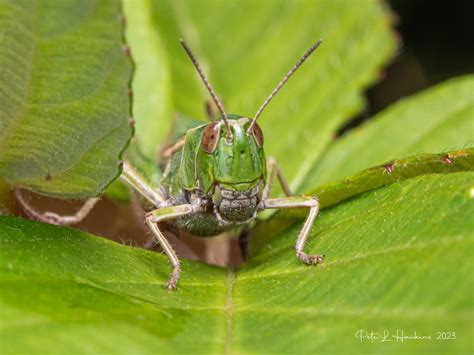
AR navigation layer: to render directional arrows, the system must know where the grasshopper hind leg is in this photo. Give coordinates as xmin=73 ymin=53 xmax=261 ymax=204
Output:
xmin=14 ymin=188 xmax=99 ymax=226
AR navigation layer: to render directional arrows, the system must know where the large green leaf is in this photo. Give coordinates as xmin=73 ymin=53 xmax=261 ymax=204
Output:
xmin=125 ymin=0 xmax=396 ymax=189
xmin=301 ymin=75 xmax=474 ymax=192
xmin=1 ymin=172 xmax=472 ymax=353
xmin=0 ymin=0 xmax=132 ymax=198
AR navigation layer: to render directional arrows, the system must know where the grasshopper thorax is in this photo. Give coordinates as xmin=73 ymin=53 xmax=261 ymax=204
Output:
xmin=198 ymin=115 xmax=266 ymax=223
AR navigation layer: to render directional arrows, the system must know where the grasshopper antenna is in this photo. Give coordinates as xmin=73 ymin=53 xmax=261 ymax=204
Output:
xmin=180 ymin=39 xmax=232 ymax=139
xmin=248 ymin=39 xmax=323 ymax=133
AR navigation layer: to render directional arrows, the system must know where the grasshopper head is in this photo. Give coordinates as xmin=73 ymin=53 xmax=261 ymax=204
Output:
xmin=180 ymin=38 xmax=322 ymax=223
xmin=197 ymin=115 xmax=266 ymax=223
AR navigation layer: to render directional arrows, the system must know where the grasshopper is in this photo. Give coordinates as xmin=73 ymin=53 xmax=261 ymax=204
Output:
xmin=121 ymin=39 xmax=324 ymax=289
xmin=16 ymin=39 xmax=324 ymax=290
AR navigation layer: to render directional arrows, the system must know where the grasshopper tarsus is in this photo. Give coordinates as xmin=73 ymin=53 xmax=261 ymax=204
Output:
xmin=297 ymin=252 xmax=324 ymax=265
xmin=164 ymin=267 xmax=181 ymax=290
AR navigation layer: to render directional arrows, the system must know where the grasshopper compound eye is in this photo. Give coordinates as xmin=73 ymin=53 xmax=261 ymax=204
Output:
xmin=251 ymin=122 xmax=264 ymax=147
xmin=202 ymin=121 xmax=221 ymax=153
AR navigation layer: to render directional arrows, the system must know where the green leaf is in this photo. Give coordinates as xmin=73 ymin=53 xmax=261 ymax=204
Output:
xmin=0 ymin=0 xmax=132 ymax=198
xmin=126 ymin=0 xmax=397 ymax=190
xmin=1 ymin=172 xmax=472 ymax=353
xmin=301 ymin=75 xmax=474 ymax=192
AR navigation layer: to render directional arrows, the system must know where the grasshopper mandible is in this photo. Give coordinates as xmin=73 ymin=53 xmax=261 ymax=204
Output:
xmin=121 ymin=39 xmax=324 ymax=289
xmin=17 ymin=39 xmax=324 ymax=290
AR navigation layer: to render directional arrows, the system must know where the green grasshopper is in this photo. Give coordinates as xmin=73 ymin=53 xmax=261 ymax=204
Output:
xmin=121 ymin=39 xmax=324 ymax=289
xmin=17 ymin=39 xmax=324 ymax=290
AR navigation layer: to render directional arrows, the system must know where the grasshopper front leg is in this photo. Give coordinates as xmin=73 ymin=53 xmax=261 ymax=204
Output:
xmin=146 ymin=204 xmax=199 ymax=290
xmin=261 ymin=157 xmax=323 ymax=264
xmin=262 ymin=197 xmax=322 ymax=264
xmin=121 ymin=162 xmax=198 ymax=290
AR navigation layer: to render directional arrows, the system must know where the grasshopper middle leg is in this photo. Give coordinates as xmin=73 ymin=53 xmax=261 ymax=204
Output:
xmin=261 ymin=156 xmax=292 ymax=200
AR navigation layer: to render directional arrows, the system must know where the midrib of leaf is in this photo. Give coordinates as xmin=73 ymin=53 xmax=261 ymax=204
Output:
xmin=225 ymin=269 xmax=235 ymax=355
xmin=6 ymin=151 xmax=467 ymax=309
